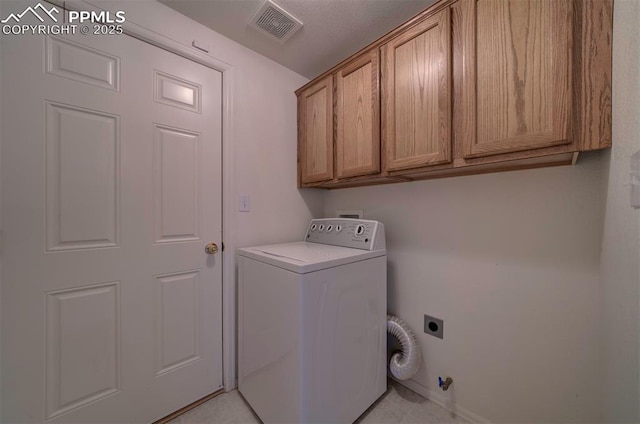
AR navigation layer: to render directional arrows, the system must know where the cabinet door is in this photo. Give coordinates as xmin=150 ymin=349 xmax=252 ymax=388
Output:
xmin=336 ymin=50 xmax=380 ymax=178
xmin=382 ymin=8 xmax=452 ymax=172
xmin=462 ymin=0 xmax=573 ymax=158
xmin=298 ymin=76 xmax=334 ymax=184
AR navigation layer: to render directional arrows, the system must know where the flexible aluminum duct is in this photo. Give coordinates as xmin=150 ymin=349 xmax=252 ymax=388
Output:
xmin=387 ymin=315 xmax=421 ymax=380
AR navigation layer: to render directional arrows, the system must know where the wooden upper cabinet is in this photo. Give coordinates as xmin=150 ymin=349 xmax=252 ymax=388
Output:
xmin=381 ymin=8 xmax=452 ymax=172
xmin=461 ymin=0 xmax=573 ymax=159
xmin=336 ymin=50 xmax=380 ymax=178
xmin=295 ymin=0 xmax=611 ymax=189
xmin=298 ymin=76 xmax=334 ymax=184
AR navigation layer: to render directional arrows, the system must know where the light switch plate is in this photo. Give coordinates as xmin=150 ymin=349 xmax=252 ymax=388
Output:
xmin=239 ymin=194 xmax=251 ymax=212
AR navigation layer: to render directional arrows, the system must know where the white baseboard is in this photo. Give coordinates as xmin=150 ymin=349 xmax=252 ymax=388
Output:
xmin=390 ymin=377 xmax=492 ymax=424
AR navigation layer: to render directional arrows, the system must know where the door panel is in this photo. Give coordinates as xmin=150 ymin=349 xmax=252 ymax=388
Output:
xmin=45 ymin=102 xmax=120 ymax=251
xmin=153 ymin=70 xmax=202 ymax=113
xmin=153 ymin=124 xmax=201 ymax=243
xmin=154 ymin=270 xmax=201 ymax=376
xmin=45 ymin=282 xmax=121 ymax=419
xmin=1 ymin=2 xmax=223 ymax=422
xmin=46 ymin=35 xmax=120 ymax=91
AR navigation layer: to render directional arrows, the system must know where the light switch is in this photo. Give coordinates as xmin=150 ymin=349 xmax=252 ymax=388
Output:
xmin=239 ymin=194 xmax=251 ymax=212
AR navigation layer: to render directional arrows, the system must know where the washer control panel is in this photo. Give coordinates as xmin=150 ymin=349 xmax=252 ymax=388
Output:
xmin=305 ymin=218 xmax=384 ymax=250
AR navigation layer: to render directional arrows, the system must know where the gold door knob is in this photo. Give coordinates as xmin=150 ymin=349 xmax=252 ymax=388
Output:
xmin=205 ymin=242 xmax=219 ymax=255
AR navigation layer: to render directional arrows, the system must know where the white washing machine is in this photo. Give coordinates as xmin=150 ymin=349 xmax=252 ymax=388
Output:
xmin=238 ymin=218 xmax=387 ymax=424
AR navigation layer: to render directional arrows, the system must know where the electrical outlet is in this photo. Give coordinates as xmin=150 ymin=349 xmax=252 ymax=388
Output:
xmin=424 ymin=314 xmax=444 ymax=339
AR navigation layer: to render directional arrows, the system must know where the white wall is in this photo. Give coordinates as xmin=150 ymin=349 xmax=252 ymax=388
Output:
xmin=600 ymin=0 xmax=640 ymax=421
xmin=324 ymin=154 xmax=604 ymax=423
xmin=325 ymin=6 xmax=640 ymax=423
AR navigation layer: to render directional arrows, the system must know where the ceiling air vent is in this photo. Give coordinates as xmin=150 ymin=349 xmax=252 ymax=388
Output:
xmin=249 ymin=0 xmax=303 ymax=43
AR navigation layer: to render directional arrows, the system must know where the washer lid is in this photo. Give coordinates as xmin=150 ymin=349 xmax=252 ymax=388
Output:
xmin=238 ymin=241 xmax=385 ymax=274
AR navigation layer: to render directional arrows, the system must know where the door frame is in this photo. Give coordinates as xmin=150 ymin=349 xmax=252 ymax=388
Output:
xmin=44 ymin=0 xmax=238 ymax=392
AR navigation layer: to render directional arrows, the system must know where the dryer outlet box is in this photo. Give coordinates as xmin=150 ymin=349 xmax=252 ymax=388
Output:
xmin=424 ymin=314 xmax=444 ymax=339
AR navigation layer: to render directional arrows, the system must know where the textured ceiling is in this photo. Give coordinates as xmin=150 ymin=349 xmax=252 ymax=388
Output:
xmin=158 ymin=0 xmax=437 ymax=79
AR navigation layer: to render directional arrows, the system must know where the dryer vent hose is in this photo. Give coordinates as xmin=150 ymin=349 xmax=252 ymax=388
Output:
xmin=387 ymin=315 xmax=421 ymax=380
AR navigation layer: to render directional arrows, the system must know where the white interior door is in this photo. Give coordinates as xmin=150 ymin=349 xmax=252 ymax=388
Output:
xmin=0 ymin=2 xmax=223 ymax=422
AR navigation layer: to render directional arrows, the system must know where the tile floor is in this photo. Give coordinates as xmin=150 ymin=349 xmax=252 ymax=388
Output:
xmin=168 ymin=379 xmax=468 ymax=424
